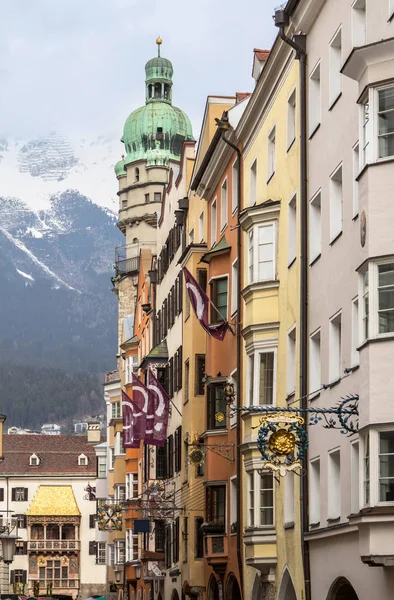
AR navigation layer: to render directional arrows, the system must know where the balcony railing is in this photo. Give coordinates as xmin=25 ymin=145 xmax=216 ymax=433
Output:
xmin=115 ymin=245 xmax=140 ymax=276
xmin=28 ymin=540 xmax=80 ymax=551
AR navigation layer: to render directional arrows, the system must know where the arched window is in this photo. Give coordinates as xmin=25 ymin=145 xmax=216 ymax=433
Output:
xmin=154 ymin=83 xmax=161 ymax=98
xmin=164 ymin=84 xmax=169 ymax=99
xmin=135 ymin=167 xmax=140 ymax=182
xmin=29 ymin=453 xmax=40 ymax=466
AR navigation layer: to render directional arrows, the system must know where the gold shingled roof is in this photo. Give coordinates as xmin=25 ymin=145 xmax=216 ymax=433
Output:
xmin=27 ymin=486 xmax=81 ymax=516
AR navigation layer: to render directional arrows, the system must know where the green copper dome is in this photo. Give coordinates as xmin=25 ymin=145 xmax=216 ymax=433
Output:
xmin=115 ymin=158 xmax=126 ymax=178
xmin=119 ymin=39 xmax=194 ymax=169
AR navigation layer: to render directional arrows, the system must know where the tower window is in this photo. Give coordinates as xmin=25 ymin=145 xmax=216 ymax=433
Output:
xmin=157 ymin=127 xmax=163 ymax=140
xmin=135 ymin=168 xmax=140 ymax=182
xmin=164 ymin=84 xmax=170 ymax=99
xmin=154 ymin=83 xmax=161 ymax=98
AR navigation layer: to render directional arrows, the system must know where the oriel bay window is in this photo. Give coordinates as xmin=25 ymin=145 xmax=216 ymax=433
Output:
xmin=360 ymin=259 xmax=394 ymax=340
xmin=210 ymin=277 xmax=228 ymax=323
xmin=248 ymin=349 xmax=275 ymax=406
xmin=361 ymin=429 xmax=394 ymax=506
xmin=360 ymin=84 xmax=394 ymax=166
xmin=206 ymin=485 xmax=226 ymax=530
xmin=247 ymin=470 xmax=274 ymax=527
xmin=248 ymin=222 xmax=276 ymax=283
xmin=207 ymin=383 xmax=227 ymax=430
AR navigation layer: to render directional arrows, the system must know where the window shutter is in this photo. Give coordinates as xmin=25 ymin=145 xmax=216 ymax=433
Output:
xmin=23 ymin=542 xmax=27 ymax=555
xmin=89 ymin=514 xmax=96 ymax=528
xmin=22 ymin=570 xmax=27 ymax=584
xmin=10 ymin=571 xmax=14 ymax=584
xmin=24 ymin=488 xmax=28 ymax=501
xmin=177 ymin=346 xmax=183 ymax=390
xmin=22 ymin=515 xmax=27 ymax=528
xmin=169 ymin=358 xmax=174 ymax=398
xmin=89 ymin=541 xmax=97 ymax=555
xmin=175 ymin=426 xmax=182 ymax=473
xmin=0 ymin=488 xmax=4 ymax=501
xmin=11 ymin=488 xmax=15 ymax=501
xmin=197 ymin=269 xmax=207 ymax=293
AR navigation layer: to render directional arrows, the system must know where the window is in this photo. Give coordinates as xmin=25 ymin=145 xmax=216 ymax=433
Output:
xmin=309 ymin=62 xmax=321 ymax=134
xmin=12 ymin=488 xmax=28 ymax=502
xmin=126 ymin=530 xmax=138 ymax=562
xmin=97 ymin=542 xmax=106 ymax=565
xmin=231 ymin=259 xmax=238 ymax=315
xmin=10 ymin=570 xmax=26 ymax=585
xmin=184 ymin=360 xmax=189 ymax=403
xmin=379 ymin=431 xmax=394 ymax=502
xmin=360 ymin=97 xmax=371 ymax=167
xmin=288 ymin=193 xmax=297 ymax=265
xmin=207 ymin=384 xmax=226 ymax=430
xmin=287 ymin=88 xmax=296 ymax=149
xmin=155 ymin=520 xmax=165 ymax=553
xmin=378 ymin=262 xmax=394 ymax=333
xmin=122 ymin=199 xmax=127 ymax=209
xmin=109 ymin=544 xmax=115 ymax=566
xmin=125 ymin=355 xmax=138 ymax=384
xmin=156 ymin=445 xmax=167 ymax=479
xmin=115 ymin=432 xmax=125 ymax=456
xmin=89 ymin=514 xmax=96 ymax=529
xmin=115 ymin=485 xmax=126 ymax=502
xmin=284 ymin=472 xmax=295 ymax=525
xmin=352 ymin=0 xmax=366 ymax=47
xmin=378 ymin=86 xmax=394 ymax=159
xmin=351 ymin=441 xmax=360 ymax=513
xmin=195 ymin=517 xmax=204 ymax=558
xmin=211 ymin=199 xmax=217 ymax=245
xmin=183 ymin=517 xmax=188 ymax=563
xmin=206 ymin=485 xmax=226 ymax=528
xmin=232 ymin=158 xmax=239 ymax=212
xmin=364 ymin=433 xmax=370 ymax=505
xmin=154 ymin=192 xmax=161 ymax=203
xmin=195 ymin=354 xmax=205 ymax=396
xmin=174 ymin=426 xmax=182 ymax=473
xmin=109 ymin=447 xmax=115 ymax=470
xmin=173 ymin=517 xmax=180 ymax=563
xmin=210 ymin=277 xmax=228 ymax=323
xmin=286 ymin=327 xmax=296 ymax=397
xmin=166 ymin=435 xmax=174 ymax=479
xmin=126 ymin=473 xmax=138 ymax=500
xmin=248 ymin=223 xmax=276 ymax=283
xmin=199 ymin=212 xmax=204 ymax=242
xmin=89 ymin=541 xmax=97 ymax=556
xmin=267 ymin=126 xmax=276 ymax=180
xmin=309 ymin=458 xmax=321 ymax=524
xmin=135 ymin=167 xmax=140 ymax=182
xmin=328 ymin=449 xmax=341 ymax=519
xmin=16 ymin=514 xmax=26 ymax=529
xmin=78 ymin=454 xmax=88 ymax=466
xmin=30 ymin=454 xmax=39 ymax=466
xmin=0 ymin=489 xmax=4 ymax=502
xmin=309 ymin=329 xmax=321 ymax=397
xmin=353 ymin=142 xmax=360 ymax=217
xmin=250 ymin=159 xmax=257 ymax=206
xmin=329 ymin=27 xmax=342 ymax=106
xmin=15 ymin=542 xmax=27 ymax=556
xmin=330 ymin=164 xmax=343 ymax=242
xmin=361 ymin=260 xmax=394 ymax=339
xmin=220 ymin=179 xmax=228 ymax=230
xmin=248 ymin=350 xmax=275 ymax=406
xmin=145 ymin=193 xmax=150 ymax=203
xmin=352 ymin=297 xmax=359 ymax=366
xmin=165 ymin=525 xmax=172 ymax=568
xmin=98 ymin=455 xmax=107 ymax=478
xmin=196 ymin=438 xmax=205 ymax=478
xmin=362 ymin=269 xmax=369 ymax=340
xmin=329 ymin=312 xmax=342 ymax=382
xmin=230 ymin=477 xmax=237 ymax=532
xmin=247 ymin=471 xmax=274 ymax=527
xmin=115 ymin=539 xmax=126 ymax=565
xmin=111 ymin=401 xmax=121 ymax=419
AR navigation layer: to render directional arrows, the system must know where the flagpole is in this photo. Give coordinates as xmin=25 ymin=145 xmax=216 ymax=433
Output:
xmin=205 ymin=294 xmax=235 ymax=336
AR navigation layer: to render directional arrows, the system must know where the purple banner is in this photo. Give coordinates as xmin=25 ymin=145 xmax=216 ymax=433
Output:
xmin=147 ymin=369 xmax=170 ymax=447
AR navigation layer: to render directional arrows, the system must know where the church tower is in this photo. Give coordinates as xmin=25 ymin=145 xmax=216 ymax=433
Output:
xmin=113 ymin=39 xmax=194 ymax=348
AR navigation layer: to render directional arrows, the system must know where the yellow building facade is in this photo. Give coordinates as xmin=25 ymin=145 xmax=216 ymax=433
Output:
xmin=237 ymin=40 xmax=304 ymax=600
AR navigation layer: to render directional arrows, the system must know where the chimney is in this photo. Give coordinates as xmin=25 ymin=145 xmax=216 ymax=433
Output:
xmin=87 ymin=422 xmax=101 ymax=443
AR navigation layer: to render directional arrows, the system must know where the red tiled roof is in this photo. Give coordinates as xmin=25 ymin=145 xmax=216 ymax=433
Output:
xmin=0 ymin=435 xmax=102 ymax=476
xmin=254 ymin=48 xmax=270 ymax=61
xmin=236 ymin=92 xmax=251 ymax=103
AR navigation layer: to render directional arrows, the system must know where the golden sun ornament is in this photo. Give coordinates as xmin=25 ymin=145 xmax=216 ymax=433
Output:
xmin=215 ymin=412 xmax=225 ymax=423
xmin=268 ymin=429 xmax=296 ymax=456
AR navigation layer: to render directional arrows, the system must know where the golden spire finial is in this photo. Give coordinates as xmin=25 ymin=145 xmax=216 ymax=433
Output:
xmin=156 ymin=36 xmax=162 ymax=57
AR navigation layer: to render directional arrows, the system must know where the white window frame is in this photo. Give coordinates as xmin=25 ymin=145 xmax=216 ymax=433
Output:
xmin=329 ymin=310 xmax=342 ymax=383
xmin=115 ymin=431 xmax=126 ymax=456
xmin=115 ymin=484 xmax=126 ymax=502
xmin=378 ymin=428 xmax=394 ymax=504
xmin=232 ymin=157 xmax=239 ymax=213
xmin=309 ymin=457 xmax=321 ymax=524
xmin=353 ymin=141 xmax=360 ymax=217
xmin=360 ymin=83 xmax=394 ymax=166
xmin=220 ymin=177 xmax=228 ymax=231
xmin=309 ymin=328 xmax=321 ymax=398
xmin=30 ymin=454 xmax=39 ymax=466
xmin=78 ymin=454 xmax=88 ymax=466
xmin=248 ymin=221 xmax=277 ymax=284
xmin=351 ymin=440 xmax=360 ymax=513
xmin=351 ymin=296 xmax=360 ymax=367
xmin=199 ymin=211 xmax=204 ymax=242
xmin=329 ymin=26 xmax=342 ymax=107
xmin=327 ymin=448 xmax=341 ymax=519
xmin=309 ymin=189 xmax=321 ymax=263
xmin=288 ymin=192 xmax=297 ymax=266
xmin=111 ymin=401 xmax=122 ymax=420
xmin=98 ymin=455 xmax=107 ymax=479
xmin=247 ymin=346 xmax=277 ymax=407
xmin=286 ymin=325 xmax=297 ymax=398
xmin=115 ymin=539 xmax=126 ymax=565
xmin=126 ymin=529 xmax=139 ymax=563
xmin=108 ymin=544 xmax=115 ymax=566
xmin=250 ymin=159 xmax=257 ymax=206
xmin=309 ymin=61 xmax=321 ymax=135
xmin=267 ymin=125 xmax=276 ymax=181
xmin=329 ymin=163 xmax=343 ymax=242
xmin=351 ymin=0 xmax=366 ymax=48
xmin=126 ymin=472 xmax=138 ymax=500
xmin=109 ymin=447 xmax=115 ymax=471
xmin=97 ymin=542 xmax=106 ymax=565
xmin=247 ymin=468 xmax=275 ymax=528
xmin=231 ymin=258 xmax=238 ymax=316
xmin=360 ymin=257 xmax=394 ymax=340
xmin=361 ymin=427 xmax=394 ymax=507
xmin=287 ymin=87 xmax=296 ymax=150
xmin=211 ymin=198 xmax=217 ymax=245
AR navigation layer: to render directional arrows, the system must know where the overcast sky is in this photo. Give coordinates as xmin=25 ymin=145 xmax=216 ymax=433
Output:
xmin=0 ymin=0 xmax=281 ymax=142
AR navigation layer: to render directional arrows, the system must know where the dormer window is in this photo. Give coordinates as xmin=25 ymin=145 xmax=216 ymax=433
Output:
xmin=78 ymin=454 xmax=88 ymax=467
xmin=29 ymin=454 xmax=40 ymax=466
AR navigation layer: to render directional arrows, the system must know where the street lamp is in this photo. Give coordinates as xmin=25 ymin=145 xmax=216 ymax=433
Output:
xmin=0 ymin=532 xmax=18 ymax=564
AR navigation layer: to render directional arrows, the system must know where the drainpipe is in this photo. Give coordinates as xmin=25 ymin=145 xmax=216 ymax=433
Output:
xmin=217 ymin=122 xmax=243 ymax=596
xmin=274 ymin=10 xmax=311 ymax=600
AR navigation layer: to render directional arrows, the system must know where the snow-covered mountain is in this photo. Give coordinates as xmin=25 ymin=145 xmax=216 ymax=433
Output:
xmin=0 ymin=133 xmax=122 ymax=212
xmin=0 ymin=134 xmax=124 ymax=372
